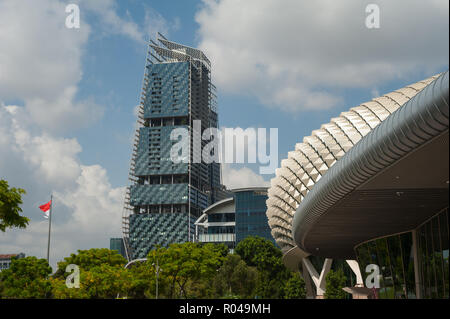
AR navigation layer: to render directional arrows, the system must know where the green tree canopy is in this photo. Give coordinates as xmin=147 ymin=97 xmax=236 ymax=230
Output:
xmin=235 ymin=236 xmax=291 ymax=298
xmin=52 ymin=264 xmax=132 ymax=299
xmin=284 ymin=272 xmax=306 ymax=299
xmin=324 ymin=269 xmax=347 ymax=299
xmin=235 ymin=236 xmax=282 ymax=271
xmin=212 ymin=254 xmax=258 ymax=298
xmin=0 ymin=256 xmax=52 ymax=298
xmin=202 ymin=242 xmax=229 ymax=259
xmin=124 ymin=262 xmax=157 ymax=299
xmin=147 ymin=242 xmax=224 ymax=298
xmin=52 ymin=249 xmax=130 ymax=299
xmin=54 ymin=248 xmax=127 ymax=278
xmin=0 ymin=180 xmax=29 ymax=232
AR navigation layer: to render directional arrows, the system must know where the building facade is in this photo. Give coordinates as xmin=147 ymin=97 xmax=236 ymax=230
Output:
xmin=195 ymin=188 xmax=275 ymax=250
xmin=0 ymin=253 xmax=25 ymax=272
xmin=122 ymin=34 xmax=226 ymax=260
xmin=234 ymin=188 xmax=273 ymax=244
xmin=110 ymin=238 xmax=127 ymax=259
xmin=355 ymin=208 xmax=449 ymax=299
xmin=266 ymin=71 xmax=449 ymax=298
xmin=195 ymin=197 xmax=236 ymax=250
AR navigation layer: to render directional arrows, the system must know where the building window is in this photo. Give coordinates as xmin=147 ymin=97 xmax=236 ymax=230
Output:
xmin=355 ymin=207 xmax=449 ymax=299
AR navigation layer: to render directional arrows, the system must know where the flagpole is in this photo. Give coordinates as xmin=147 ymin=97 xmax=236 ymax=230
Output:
xmin=46 ymin=194 xmax=53 ymax=263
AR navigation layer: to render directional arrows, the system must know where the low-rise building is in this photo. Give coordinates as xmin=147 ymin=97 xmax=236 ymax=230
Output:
xmin=195 ymin=187 xmax=275 ymax=251
xmin=0 ymin=253 xmax=25 ymax=271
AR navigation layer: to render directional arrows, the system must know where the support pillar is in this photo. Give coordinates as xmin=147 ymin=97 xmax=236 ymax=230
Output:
xmin=302 ymin=257 xmax=333 ymax=298
xmin=412 ymin=230 xmax=422 ymax=299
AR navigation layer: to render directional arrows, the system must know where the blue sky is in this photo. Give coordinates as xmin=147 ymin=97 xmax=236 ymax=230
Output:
xmin=0 ymin=0 xmax=448 ymax=268
xmin=69 ymin=0 xmax=449 ymax=188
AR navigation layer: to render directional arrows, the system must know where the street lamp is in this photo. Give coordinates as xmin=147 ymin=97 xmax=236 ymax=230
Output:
xmin=152 ymin=260 xmax=162 ymax=299
xmin=120 ymin=258 xmax=148 ymax=299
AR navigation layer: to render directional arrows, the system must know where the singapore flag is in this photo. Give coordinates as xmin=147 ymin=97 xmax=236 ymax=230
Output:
xmin=39 ymin=200 xmax=52 ymax=219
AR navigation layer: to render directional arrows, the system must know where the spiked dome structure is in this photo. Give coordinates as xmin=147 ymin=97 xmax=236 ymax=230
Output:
xmin=266 ymin=73 xmax=442 ymax=258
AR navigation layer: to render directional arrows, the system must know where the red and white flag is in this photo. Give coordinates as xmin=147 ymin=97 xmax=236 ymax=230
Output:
xmin=39 ymin=200 xmax=52 ymax=219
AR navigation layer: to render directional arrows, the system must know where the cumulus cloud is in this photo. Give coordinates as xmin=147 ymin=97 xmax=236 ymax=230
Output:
xmin=143 ymin=7 xmax=173 ymax=40
xmin=79 ymin=0 xmax=180 ymax=43
xmin=0 ymin=0 xmax=175 ymax=133
xmin=0 ymin=106 xmax=125 ymax=270
xmin=0 ymin=0 xmax=103 ymax=133
xmin=0 ymin=0 xmax=150 ymax=269
xmin=79 ymin=0 xmax=146 ymax=43
xmin=222 ymin=164 xmax=270 ymax=189
xmin=56 ymin=164 xmax=125 ymax=233
xmin=196 ymin=0 xmax=449 ymax=112
xmin=0 ymin=0 xmax=180 ymax=269
xmin=0 ymin=0 xmax=88 ymax=100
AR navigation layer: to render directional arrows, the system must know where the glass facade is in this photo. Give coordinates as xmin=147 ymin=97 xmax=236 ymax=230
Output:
xmin=356 ymin=232 xmax=415 ymax=299
xmin=199 ymin=208 xmax=236 ymax=250
xmin=355 ymin=207 xmax=449 ymax=299
xmin=235 ymin=190 xmax=274 ymax=244
xmin=110 ymin=238 xmax=126 ymax=259
xmin=416 ymin=208 xmax=449 ymax=299
xmin=208 ymin=212 xmax=235 ymax=223
xmin=129 ymin=213 xmax=190 ymax=258
xmin=127 ymin=39 xmax=224 ymax=260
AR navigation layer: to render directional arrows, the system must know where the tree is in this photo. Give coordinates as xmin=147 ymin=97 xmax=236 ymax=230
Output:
xmin=51 ymin=248 xmax=130 ymax=299
xmin=0 ymin=180 xmax=29 ymax=232
xmin=202 ymin=242 xmax=229 ymax=260
xmin=53 ymin=248 xmax=127 ymax=278
xmin=235 ymin=236 xmax=291 ymax=298
xmin=147 ymin=242 xmax=224 ymax=298
xmin=124 ymin=262 xmax=157 ymax=299
xmin=235 ymin=236 xmax=282 ymax=272
xmin=52 ymin=264 xmax=132 ymax=299
xmin=284 ymin=272 xmax=306 ymax=299
xmin=212 ymin=254 xmax=258 ymax=298
xmin=324 ymin=269 xmax=347 ymax=299
xmin=0 ymin=256 xmax=52 ymax=298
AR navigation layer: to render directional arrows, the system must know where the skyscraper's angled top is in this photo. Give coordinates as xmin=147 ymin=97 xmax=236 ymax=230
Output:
xmin=149 ymin=32 xmax=211 ymax=68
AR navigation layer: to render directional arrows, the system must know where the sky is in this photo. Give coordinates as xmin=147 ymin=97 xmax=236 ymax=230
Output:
xmin=0 ymin=0 xmax=448 ymax=270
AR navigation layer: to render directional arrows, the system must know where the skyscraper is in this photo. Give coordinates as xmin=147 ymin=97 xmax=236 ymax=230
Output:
xmin=122 ymin=33 xmax=227 ymax=260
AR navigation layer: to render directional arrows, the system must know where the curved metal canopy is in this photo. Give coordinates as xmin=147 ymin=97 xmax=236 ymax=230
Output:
xmin=292 ymin=71 xmax=449 ymax=259
xmin=266 ymin=73 xmax=441 ymax=260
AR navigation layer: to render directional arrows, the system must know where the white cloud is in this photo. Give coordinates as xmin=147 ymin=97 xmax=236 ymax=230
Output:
xmin=0 ymin=0 xmax=88 ymax=101
xmin=371 ymin=88 xmax=381 ymax=99
xmin=0 ymin=106 xmax=124 ymax=271
xmin=56 ymin=164 xmax=125 ymax=233
xmin=0 ymin=2 xmax=180 ymax=269
xmin=80 ymin=0 xmax=145 ymax=43
xmin=79 ymin=0 xmax=179 ymax=44
xmin=0 ymin=0 xmax=174 ymax=133
xmin=143 ymin=7 xmax=171 ymax=41
xmin=0 ymin=0 xmax=103 ymax=133
xmin=196 ymin=0 xmax=449 ymax=112
xmin=222 ymin=164 xmax=270 ymax=190
xmin=0 ymin=0 xmax=139 ymax=269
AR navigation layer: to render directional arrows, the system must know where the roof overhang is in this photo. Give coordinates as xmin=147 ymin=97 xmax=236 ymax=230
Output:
xmin=231 ymin=187 xmax=269 ymax=193
xmin=293 ymin=72 xmax=449 ymax=259
xmin=203 ymin=197 xmax=235 ymax=214
xmin=282 ymin=245 xmax=311 ymax=271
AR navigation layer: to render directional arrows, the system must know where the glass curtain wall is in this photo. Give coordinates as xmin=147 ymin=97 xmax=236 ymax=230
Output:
xmin=416 ymin=208 xmax=449 ymax=299
xmin=355 ymin=207 xmax=449 ymax=299
xmin=355 ymin=232 xmax=415 ymax=298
